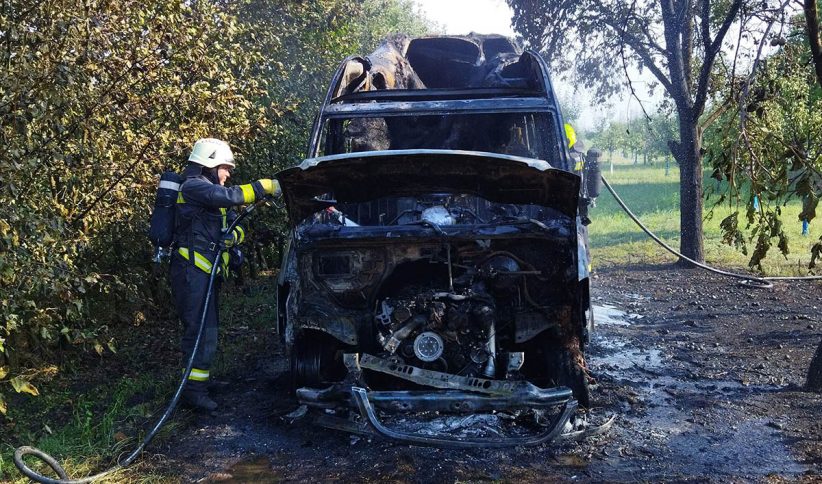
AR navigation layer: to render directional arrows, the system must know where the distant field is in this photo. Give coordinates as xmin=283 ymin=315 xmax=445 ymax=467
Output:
xmin=587 ymin=161 xmax=820 ymax=276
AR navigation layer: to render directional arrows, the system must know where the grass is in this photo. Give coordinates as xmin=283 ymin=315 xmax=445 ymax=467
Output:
xmin=0 ymin=372 xmax=183 ymax=483
xmin=0 ymin=274 xmax=280 ymax=483
xmin=589 ymin=156 xmax=820 ymax=276
xmin=211 ymin=277 xmax=279 ymax=376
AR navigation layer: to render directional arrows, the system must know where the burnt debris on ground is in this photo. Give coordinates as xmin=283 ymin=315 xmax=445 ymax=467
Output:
xmin=149 ymin=264 xmax=821 ymax=482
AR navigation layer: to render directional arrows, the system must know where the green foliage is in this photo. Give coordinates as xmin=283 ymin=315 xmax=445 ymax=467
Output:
xmin=703 ymin=25 xmax=822 ymax=270
xmin=589 ymin=164 xmax=819 ymax=274
xmin=509 ymin=0 xmax=767 ymax=263
xmin=587 ymin=121 xmax=625 ymax=160
xmin=0 ymin=371 xmax=178 ymax=481
xmin=0 ymin=0 xmax=270 ymax=410
xmin=0 ymin=0 xmax=431 ymax=412
xmin=559 ymin=96 xmax=582 ymax=124
xmin=358 ymin=0 xmax=441 ymax=51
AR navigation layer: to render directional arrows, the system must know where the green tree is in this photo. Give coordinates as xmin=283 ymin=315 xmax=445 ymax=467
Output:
xmin=587 ymin=113 xmax=677 ymax=167
xmin=0 ymin=0 xmax=432 ymax=412
xmin=0 ymin=1 xmax=272 ymax=407
xmin=624 ymin=118 xmax=646 ymax=164
xmin=588 ymin=121 xmax=625 ymax=164
xmin=703 ymin=19 xmax=821 ymax=272
xmin=646 ymin=113 xmax=679 ymax=165
xmin=559 ymin=96 xmax=583 ymax=125
xmin=508 ymin=0 xmax=750 ymax=263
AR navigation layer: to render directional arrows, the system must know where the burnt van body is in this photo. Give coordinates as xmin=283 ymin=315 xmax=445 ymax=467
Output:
xmin=276 ymin=35 xmax=595 ymax=446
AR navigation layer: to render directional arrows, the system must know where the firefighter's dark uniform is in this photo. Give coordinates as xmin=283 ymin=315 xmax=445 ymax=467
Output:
xmin=170 ymin=164 xmax=267 ymax=408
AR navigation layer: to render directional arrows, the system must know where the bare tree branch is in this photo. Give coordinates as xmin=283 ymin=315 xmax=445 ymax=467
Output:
xmin=735 ymin=1 xmax=791 ymax=182
xmin=620 ymin=0 xmax=654 ymax=121
xmin=693 ymin=0 xmax=743 ymax=114
xmin=602 ymin=15 xmax=675 ymax=92
xmin=699 ymin=94 xmax=733 ymax=130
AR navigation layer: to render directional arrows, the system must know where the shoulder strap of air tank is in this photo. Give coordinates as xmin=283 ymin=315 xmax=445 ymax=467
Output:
xmin=176 ymin=177 xmax=198 ymax=267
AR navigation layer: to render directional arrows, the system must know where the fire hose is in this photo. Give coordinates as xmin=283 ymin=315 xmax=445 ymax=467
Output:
xmin=13 ymin=197 xmax=274 ymax=483
xmin=12 ymin=172 xmax=819 ymax=481
xmin=600 ymin=175 xmax=822 ymax=286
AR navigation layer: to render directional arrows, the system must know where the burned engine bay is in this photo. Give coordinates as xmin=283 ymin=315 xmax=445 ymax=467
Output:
xmin=280 ymin=189 xmax=591 ymax=446
xmin=311 ymin=191 xmax=569 ymax=227
xmin=274 ymin=147 xmax=594 ymax=446
xmin=370 ymin=246 xmax=572 ymax=382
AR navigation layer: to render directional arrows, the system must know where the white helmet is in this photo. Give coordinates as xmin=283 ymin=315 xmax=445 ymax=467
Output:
xmin=188 ymin=138 xmax=235 ymax=168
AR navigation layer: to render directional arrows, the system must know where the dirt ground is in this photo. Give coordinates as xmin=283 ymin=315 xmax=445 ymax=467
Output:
xmin=153 ymin=264 xmax=822 ymax=482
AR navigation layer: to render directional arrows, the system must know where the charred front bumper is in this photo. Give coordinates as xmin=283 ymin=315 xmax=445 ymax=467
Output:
xmin=295 ymin=353 xmax=577 ymax=447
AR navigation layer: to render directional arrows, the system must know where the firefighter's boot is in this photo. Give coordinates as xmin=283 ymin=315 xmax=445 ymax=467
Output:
xmin=181 ymin=380 xmax=218 ymax=412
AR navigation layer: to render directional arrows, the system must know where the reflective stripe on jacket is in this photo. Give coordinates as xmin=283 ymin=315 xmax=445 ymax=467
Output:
xmin=173 ymin=166 xmax=264 ymax=275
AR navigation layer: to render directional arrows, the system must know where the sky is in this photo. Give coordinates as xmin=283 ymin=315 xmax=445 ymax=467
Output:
xmin=411 ymin=0 xmax=515 ymax=37
xmin=411 ymin=0 xmax=657 ymax=131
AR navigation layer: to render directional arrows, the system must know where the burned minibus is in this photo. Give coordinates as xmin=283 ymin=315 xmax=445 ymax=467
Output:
xmin=275 ymin=34 xmax=599 ymax=446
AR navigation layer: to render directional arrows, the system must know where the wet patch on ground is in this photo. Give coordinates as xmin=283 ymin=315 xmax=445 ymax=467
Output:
xmin=586 ymin=302 xmax=807 ymax=480
xmin=205 ymin=456 xmax=281 ymax=483
xmin=154 ymin=264 xmax=822 ymax=482
xmin=592 ymin=303 xmax=644 ymax=326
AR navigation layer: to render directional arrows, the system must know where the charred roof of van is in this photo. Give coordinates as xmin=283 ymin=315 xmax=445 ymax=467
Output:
xmin=330 ymin=34 xmax=548 ymax=98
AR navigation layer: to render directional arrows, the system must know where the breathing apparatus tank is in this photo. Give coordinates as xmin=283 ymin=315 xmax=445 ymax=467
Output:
xmin=584 ymin=149 xmax=603 ymax=199
xmin=149 ymin=171 xmax=183 ymax=263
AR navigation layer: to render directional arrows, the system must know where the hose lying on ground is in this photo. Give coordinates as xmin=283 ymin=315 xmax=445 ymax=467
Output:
xmin=13 ymin=199 xmax=270 ymax=484
xmin=13 ymin=174 xmax=818 ymax=480
xmin=600 ymin=175 xmax=822 ymax=286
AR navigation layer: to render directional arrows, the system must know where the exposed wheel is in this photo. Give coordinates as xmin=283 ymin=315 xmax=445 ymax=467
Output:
xmin=290 ymin=333 xmax=344 ymax=391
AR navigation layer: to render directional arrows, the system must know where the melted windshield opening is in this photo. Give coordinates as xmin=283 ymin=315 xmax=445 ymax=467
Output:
xmin=319 ymin=113 xmax=559 ymax=162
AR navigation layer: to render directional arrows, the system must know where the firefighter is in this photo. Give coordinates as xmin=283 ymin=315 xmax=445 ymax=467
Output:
xmin=171 ymin=138 xmax=279 ymax=411
xmin=564 ymin=122 xmax=583 ymax=170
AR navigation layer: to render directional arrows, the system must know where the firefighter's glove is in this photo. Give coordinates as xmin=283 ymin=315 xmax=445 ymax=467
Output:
xmin=221 ymin=232 xmax=236 ymax=248
xmin=221 ymin=226 xmax=245 ymax=248
xmin=258 ymin=179 xmax=281 ymax=197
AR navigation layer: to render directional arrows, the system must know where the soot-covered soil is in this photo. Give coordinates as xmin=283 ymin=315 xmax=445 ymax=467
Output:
xmin=154 ymin=264 xmax=822 ymax=482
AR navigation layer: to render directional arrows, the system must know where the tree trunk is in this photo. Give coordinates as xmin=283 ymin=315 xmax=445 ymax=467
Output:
xmin=807 ymin=338 xmax=822 ymax=392
xmin=676 ymin=114 xmax=705 ymax=264
xmin=805 ymin=0 xmax=822 ymax=88
xmin=800 ymin=0 xmax=822 ymax=394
